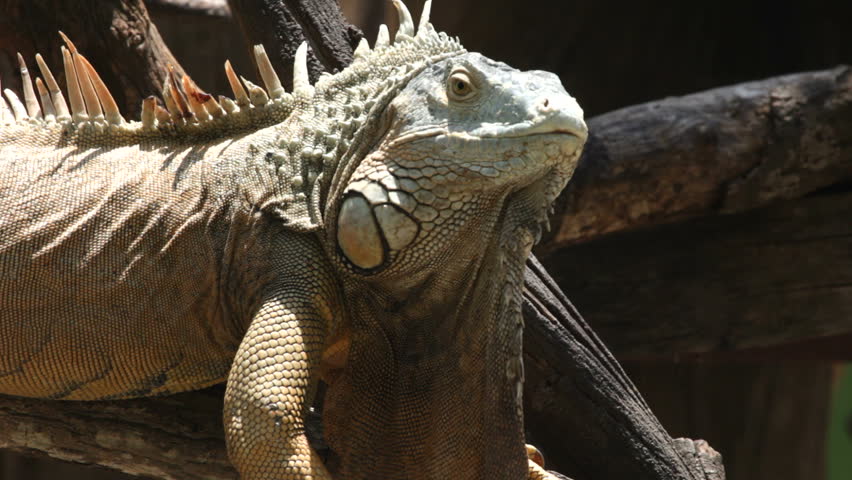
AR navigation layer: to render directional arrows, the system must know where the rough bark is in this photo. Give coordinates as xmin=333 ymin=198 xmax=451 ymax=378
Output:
xmin=0 ymin=0 xmax=184 ymax=117
xmin=543 ymin=66 xmax=852 ymax=249
xmin=0 ymin=389 xmax=234 ymax=479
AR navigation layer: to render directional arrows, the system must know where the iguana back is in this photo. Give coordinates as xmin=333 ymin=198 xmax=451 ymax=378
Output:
xmin=0 ymin=123 xmax=257 ymax=399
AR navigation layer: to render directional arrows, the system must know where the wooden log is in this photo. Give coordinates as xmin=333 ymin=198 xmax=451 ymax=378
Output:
xmin=279 ymin=0 xmax=362 ymax=72
xmin=543 ymin=66 xmax=852 ymax=249
xmin=0 ymin=390 xmax=234 ymax=480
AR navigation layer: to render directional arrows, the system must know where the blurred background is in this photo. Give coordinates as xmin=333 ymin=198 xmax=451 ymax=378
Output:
xmin=0 ymin=0 xmax=850 ymax=479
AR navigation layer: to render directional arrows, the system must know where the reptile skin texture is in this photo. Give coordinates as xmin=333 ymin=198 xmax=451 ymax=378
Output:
xmin=0 ymin=1 xmax=587 ymax=478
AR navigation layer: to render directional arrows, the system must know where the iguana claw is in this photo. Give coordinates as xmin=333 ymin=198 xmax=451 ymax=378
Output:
xmin=525 ymin=444 xmax=546 ymax=468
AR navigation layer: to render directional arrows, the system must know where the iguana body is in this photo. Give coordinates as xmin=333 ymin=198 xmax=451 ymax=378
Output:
xmin=0 ymin=2 xmax=586 ymax=479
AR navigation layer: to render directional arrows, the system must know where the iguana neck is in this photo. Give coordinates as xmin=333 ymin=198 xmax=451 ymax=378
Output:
xmin=324 ymin=209 xmax=533 ymax=480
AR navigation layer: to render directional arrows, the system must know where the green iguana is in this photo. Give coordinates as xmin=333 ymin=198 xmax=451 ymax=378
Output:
xmin=0 ymin=1 xmax=587 ymax=478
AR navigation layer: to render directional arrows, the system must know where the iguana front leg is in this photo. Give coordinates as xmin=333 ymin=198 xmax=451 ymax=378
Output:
xmin=223 ymin=233 xmax=341 ymax=479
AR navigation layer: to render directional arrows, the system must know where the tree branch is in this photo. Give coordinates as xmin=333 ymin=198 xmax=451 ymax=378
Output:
xmin=544 ymin=66 xmax=852 ymax=249
xmin=536 ymin=67 xmax=852 ymax=359
xmin=0 ymin=389 xmax=234 ymax=480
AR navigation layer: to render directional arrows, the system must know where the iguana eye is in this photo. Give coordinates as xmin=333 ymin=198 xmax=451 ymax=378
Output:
xmin=448 ymin=69 xmax=475 ymax=100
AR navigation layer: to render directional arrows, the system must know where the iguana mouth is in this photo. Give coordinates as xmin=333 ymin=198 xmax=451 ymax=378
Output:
xmin=385 ymin=117 xmax=587 ymax=148
xmin=470 ymin=120 xmax=588 ymax=141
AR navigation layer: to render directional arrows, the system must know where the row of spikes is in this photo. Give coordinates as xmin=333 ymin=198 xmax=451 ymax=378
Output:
xmin=148 ymin=0 xmax=436 ymax=129
xmin=146 ymin=41 xmax=306 ymax=130
xmin=0 ymin=33 xmax=308 ymax=130
xmin=0 ymin=31 xmax=121 ymax=126
xmin=0 ymin=0 xmax=436 ymax=130
xmin=147 ymin=0 xmax=438 ymax=129
xmin=351 ymin=0 xmax=434 ymax=57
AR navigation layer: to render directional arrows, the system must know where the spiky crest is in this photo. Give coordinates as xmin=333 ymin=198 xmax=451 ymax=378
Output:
xmin=0 ymin=0 xmax=461 ymax=137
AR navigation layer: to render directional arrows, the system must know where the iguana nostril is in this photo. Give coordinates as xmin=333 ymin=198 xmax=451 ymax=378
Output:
xmin=536 ymin=97 xmax=554 ymax=114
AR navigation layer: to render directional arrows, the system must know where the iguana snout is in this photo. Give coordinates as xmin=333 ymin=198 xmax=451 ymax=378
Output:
xmin=332 ymin=53 xmax=586 ymax=276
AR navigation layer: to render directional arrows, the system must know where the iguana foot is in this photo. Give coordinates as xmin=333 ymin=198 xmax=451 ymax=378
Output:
xmin=526 ymin=444 xmax=545 ymax=468
xmin=526 ymin=444 xmax=573 ymax=480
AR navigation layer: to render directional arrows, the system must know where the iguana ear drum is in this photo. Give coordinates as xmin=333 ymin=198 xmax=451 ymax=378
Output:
xmin=372 ymin=204 xmax=418 ymax=250
xmin=336 ymin=193 xmax=420 ymax=271
xmin=337 ymin=195 xmax=386 ymax=270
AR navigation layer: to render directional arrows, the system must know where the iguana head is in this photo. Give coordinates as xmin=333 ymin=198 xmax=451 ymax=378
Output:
xmin=329 ymin=52 xmax=586 ymax=275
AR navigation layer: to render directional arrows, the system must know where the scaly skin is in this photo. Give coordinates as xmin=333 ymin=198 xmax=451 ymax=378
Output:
xmin=0 ymin=2 xmax=586 ymax=479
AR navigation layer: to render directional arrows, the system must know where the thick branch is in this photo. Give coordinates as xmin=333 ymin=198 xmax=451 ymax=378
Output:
xmin=280 ymin=0 xmax=362 ymax=72
xmin=544 ymin=66 xmax=852 ymax=249
xmin=530 ymin=67 xmax=852 ymax=359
